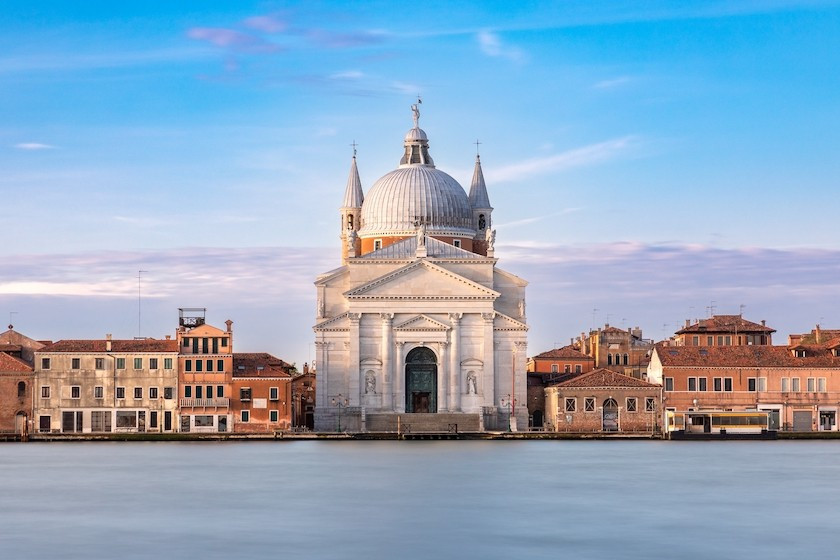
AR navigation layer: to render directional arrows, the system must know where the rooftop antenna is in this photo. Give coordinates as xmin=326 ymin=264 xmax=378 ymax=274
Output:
xmin=138 ymin=270 xmax=148 ymax=338
xmin=707 ymin=301 xmax=717 ymax=317
xmin=8 ymin=311 xmax=17 ymax=329
xmin=739 ymin=304 xmax=746 ymax=317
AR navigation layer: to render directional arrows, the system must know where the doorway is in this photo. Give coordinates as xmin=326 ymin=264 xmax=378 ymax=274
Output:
xmin=405 ymin=347 xmax=437 ymax=413
xmin=602 ymin=398 xmax=619 ymax=431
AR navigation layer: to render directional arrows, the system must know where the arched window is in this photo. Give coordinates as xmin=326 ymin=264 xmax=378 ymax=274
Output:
xmin=18 ymin=381 xmax=26 ymax=398
xmin=607 ymin=354 xmax=613 ymax=366
xmin=478 ymin=214 xmax=486 ymax=230
xmin=624 ymin=353 xmax=629 ymax=365
xmin=348 ymin=215 xmax=354 ymax=229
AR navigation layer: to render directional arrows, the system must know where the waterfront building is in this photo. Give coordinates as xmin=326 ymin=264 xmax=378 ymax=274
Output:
xmin=544 ymin=368 xmax=662 ymax=433
xmin=526 ymin=345 xmax=595 ymax=429
xmin=579 ymin=325 xmax=654 ymax=378
xmin=291 ymin=363 xmax=316 ymax=429
xmin=788 ymin=324 xmax=840 ymax=346
xmin=176 ymin=308 xmax=234 ymax=433
xmin=0 ymin=351 xmax=34 ymax=434
xmin=0 ymin=325 xmax=46 ymax=365
xmin=314 ymin=104 xmax=528 ymax=432
xmin=231 ymin=353 xmax=294 ymax=432
xmin=33 ymin=336 xmax=179 ymax=433
xmin=673 ymin=315 xmax=775 ymax=347
xmin=648 ymin=341 xmax=840 ymax=431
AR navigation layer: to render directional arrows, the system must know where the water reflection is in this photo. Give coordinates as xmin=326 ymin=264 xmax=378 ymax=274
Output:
xmin=2 ymin=441 xmax=839 ymax=559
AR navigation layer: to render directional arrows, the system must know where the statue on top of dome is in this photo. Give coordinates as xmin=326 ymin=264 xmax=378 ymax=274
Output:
xmin=411 ymin=97 xmax=422 ymax=128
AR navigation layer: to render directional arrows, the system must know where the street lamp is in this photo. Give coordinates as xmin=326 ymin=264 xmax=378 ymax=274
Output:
xmin=501 ymin=394 xmax=518 ymax=432
xmin=331 ymin=394 xmax=349 ymax=432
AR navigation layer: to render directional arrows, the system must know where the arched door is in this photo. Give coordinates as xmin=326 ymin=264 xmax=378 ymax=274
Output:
xmin=602 ymin=398 xmax=619 ymax=432
xmin=15 ymin=412 xmax=27 ymax=434
xmin=405 ymin=347 xmax=437 ymax=413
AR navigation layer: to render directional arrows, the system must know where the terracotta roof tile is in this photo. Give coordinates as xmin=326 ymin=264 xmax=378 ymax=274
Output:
xmin=233 ymin=352 xmax=294 ymax=378
xmin=676 ymin=315 xmax=775 ymax=335
xmin=553 ymin=368 xmax=659 ymax=388
xmin=654 ymin=343 xmax=840 ymax=368
xmin=532 ymin=345 xmax=592 ymax=360
xmin=40 ymin=339 xmax=178 ymax=353
xmin=0 ymin=352 xmax=33 ymax=373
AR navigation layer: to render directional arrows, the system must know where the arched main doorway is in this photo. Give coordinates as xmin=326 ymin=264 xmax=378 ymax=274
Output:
xmin=405 ymin=347 xmax=437 ymax=413
xmin=602 ymin=398 xmax=619 ymax=432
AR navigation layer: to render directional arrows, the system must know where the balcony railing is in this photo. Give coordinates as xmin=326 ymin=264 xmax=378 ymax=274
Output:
xmin=180 ymin=398 xmax=230 ymax=408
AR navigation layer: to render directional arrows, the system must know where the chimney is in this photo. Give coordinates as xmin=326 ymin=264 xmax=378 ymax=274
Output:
xmin=303 ymin=362 xmax=309 ymax=375
xmin=816 ymin=324 xmax=822 ymax=344
xmin=165 ymin=335 xmax=171 ymax=340
xmin=106 ymin=333 xmax=112 ymax=352
xmin=225 ymin=319 xmax=233 ymax=333
xmin=685 ymin=319 xmax=691 ymax=328
xmin=761 ymin=320 xmax=766 ymax=326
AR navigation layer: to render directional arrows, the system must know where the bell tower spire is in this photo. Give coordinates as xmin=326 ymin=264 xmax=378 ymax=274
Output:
xmin=341 ymin=142 xmax=364 ymax=263
xmin=469 ymin=145 xmax=493 ymax=256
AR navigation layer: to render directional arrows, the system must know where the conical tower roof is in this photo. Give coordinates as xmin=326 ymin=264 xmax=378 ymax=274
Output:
xmin=468 ymin=154 xmax=492 ymax=209
xmin=342 ymin=155 xmax=364 ymax=208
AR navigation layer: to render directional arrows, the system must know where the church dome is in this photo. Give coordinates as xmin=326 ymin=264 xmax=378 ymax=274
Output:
xmin=359 ymin=104 xmax=476 ymax=239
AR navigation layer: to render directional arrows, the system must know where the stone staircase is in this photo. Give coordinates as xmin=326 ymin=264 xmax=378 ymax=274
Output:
xmin=366 ymin=413 xmax=480 ymax=433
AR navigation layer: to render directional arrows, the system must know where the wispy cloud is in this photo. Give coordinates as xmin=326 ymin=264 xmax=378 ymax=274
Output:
xmin=243 ymin=14 xmax=288 ymax=34
xmin=13 ymin=142 xmax=56 ymax=150
xmin=186 ymin=27 xmax=282 ymax=53
xmin=496 ymin=209 xmax=582 ymax=230
xmin=593 ymin=76 xmax=632 ymax=89
xmin=490 ymin=137 xmax=639 ymax=182
xmin=477 ymin=31 xmax=525 ymax=63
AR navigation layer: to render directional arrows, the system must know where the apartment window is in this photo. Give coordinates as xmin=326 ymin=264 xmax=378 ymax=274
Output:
xmin=795 ymin=349 xmax=806 ymax=358
xmin=150 ymin=411 xmax=158 ymax=429
xmin=374 ymin=239 xmax=382 ymax=250
xmin=270 ymin=410 xmax=279 ymax=422
xmin=221 ymin=338 xmax=228 ymax=348
xmin=748 ymin=378 xmax=767 ymax=392
xmin=195 ymin=360 xmax=203 ymax=372
xmin=94 ymin=386 xmax=104 ymax=399
xmin=717 ymin=336 xmax=724 ymax=346
xmin=149 ymin=387 xmax=159 ymax=399
xmin=184 ymin=386 xmax=192 ymax=398
xmin=626 ymin=397 xmax=637 ymax=412
xmin=149 ymin=358 xmax=158 ymax=370
xmin=185 ymin=360 xmax=192 ymax=372
xmin=41 ymin=386 xmax=51 ymax=399
xmin=564 ymin=397 xmax=576 ymax=413
xmin=18 ymin=381 xmax=25 ymax=398
xmin=807 ymin=378 xmax=817 ymax=392
xmin=575 ymin=365 xmax=582 ymax=374
xmin=71 ymin=358 xmax=80 ymax=369
xmin=698 ymin=378 xmax=707 ymax=392
xmin=453 ymin=239 xmax=461 ymax=248
xmin=133 ymin=358 xmax=142 ymax=370
xmin=164 ymin=358 xmax=173 ymax=369
xmin=116 ymin=387 xmax=125 ymax=399
xmin=240 ymin=387 xmax=252 ymax=402
xmin=564 ymin=365 xmax=571 ymax=374
xmin=707 ymin=336 xmax=713 ymax=346
xmin=41 ymin=358 xmax=51 ymax=370
xmin=217 ymin=386 xmax=224 ymax=398
xmin=39 ymin=416 xmax=51 ymax=433
xmin=202 ymin=338 xmax=209 ymax=353
xmin=195 ymin=386 xmax=203 ymax=399
xmin=624 ymin=354 xmax=629 ymax=366
xmin=192 ymin=338 xmax=199 ymax=353
xmin=164 ymin=387 xmax=174 ymax=399
xmin=116 ymin=358 xmax=125 ymax=369
xmin=645 ymin=397 xmax=656 ymax=412
xmin=714 ymin=377 xmax=722 ymax=392
xmin=725 ymin=336 xmax=732 ymax=345
xmin=95 ymin=358 xmax=105 ymax=370
xmin=206 ymin=359 xmax=213 ymax=372
xmin=688 ymin=377 xmax=697 ymax=391
xmin=212 ymin=338 xmax=219 ymax=353
xmin=607 ymin=354 xmax=613 ymax=366
xmin=819 ymin=378 xmax=827 ymax=392
xmin=206 ymin=385 xmax=212 ymax=400
xmin=781 ymin=378 xmax=790 ymax=392
xmin=792 ymin=378 xmax=801 ymax=392
xmin=71 ymin=386 xmax=81 ymax=399
xmin=692 ymin=336 xmax=699 ymax=346
xmin=270 ymin=387 xmax=279 ymax=401
xmin=584 ymin=397 xmax=595 ymax=412
xmin=748 ymin=378 xmax=757 ymax=392
xmin=724 ymin=378 xmax=733 ymax=391
xmin=551 ymin=364 xmax=558 ymax=373
xmin=664 ymin=378 xmax=674 ymax=392
xmin=241 ymin=410 xmax=250 ymax=422
xmin=134 ymin=387 xmax=143 ymax=399
xmin=183 ymin=337 xmax=189 ymax=348
xmin=217 ymin=360 xmax=224 ymax=372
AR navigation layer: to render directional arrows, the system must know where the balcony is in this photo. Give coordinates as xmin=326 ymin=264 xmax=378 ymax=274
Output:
xmin=180 ymin=398 xmax=230 ymax=408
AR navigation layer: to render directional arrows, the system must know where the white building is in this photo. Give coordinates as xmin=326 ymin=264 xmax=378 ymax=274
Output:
xmin=314 ymin=104 xmax=528 ymax=432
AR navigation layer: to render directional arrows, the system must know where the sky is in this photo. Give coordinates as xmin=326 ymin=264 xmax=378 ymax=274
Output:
xmin=2 ymin=0 xmax=840 ymax=367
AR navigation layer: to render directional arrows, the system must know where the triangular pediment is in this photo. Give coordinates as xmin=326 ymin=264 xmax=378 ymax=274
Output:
xmin=313 ymin=312 xmax=350 ymax=332
xmin=185 ymin=324 xmax=227 ymax=336
xmin=494 ymin=312 xmax=528 ymax=331
xmin=394 ymin=314 xmax=451 ymax=332
xmin=345 ymin=260 xmax=500 ymax=301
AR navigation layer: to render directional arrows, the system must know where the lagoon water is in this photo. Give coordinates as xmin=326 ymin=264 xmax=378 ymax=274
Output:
xmin=2 ymin=440 xmax=840 ymax=559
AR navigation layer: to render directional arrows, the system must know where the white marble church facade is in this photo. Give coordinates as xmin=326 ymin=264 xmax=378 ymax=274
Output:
xmin=313 ymin=105 xmax=528 ymax=432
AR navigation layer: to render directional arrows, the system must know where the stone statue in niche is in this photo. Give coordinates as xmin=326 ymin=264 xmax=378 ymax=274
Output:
xmin=417 ymin=223 xmax=426 ymax=247
xmin=365 ymin=371 xmax=376 ymax=394
xmin=466 ymin=371 xmax=477 ymax=395
xmin=486 ymin=228 xmax=496 ymax=251
xmin=518 ymin=298 xmax=526 ymax=318
xmin=317 ymin=296 xmax=325 ymax=318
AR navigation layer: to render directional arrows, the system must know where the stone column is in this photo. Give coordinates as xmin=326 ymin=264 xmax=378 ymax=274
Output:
xmin=449 ymin=313 xmax=462 ymax=412
xmin=315 ymin=341 xmax=329 ymax=408
xmin=482 ymin=312 xmax=496 ymax=406
xmin=348 ymin=313 xmax=361 ymax=405
xmin=394 ymin=341 xmax=405 ymax=412
xmin=438 ymin=341 xmax=449 ymax=412
xmin=381 ymin=313 xmax=394 ymax=411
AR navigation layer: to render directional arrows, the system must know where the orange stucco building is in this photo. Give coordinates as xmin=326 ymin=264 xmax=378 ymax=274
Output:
xmin=231 ymin=353 xmax=294 ymax=432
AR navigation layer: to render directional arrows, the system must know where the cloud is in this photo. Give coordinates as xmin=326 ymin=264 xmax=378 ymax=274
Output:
xmin=13 ymin=143 xmax=56 ymax=150
xmin=593 ymin=76 xmax=632 ymax=89
xmin=242 ymin=15 xmax=288 ymax=34
xmin=329 ymin=70 xmax=364 ymax=80
xmin=489 ymin=137 xmax=638 ymax=182
xmin=496 ymin=209 xmax=582 ymax=230
xmin=304 ymin=29 xmax=387 ymax=49
xmin=477 ymin=31 xmax=525 ymax=62
xmin=186 ymin=27 xmax=281 ymax=53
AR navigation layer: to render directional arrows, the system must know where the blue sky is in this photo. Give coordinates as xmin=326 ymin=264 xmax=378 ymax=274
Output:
xmin=2 ymin=1 xmax=840 ymax=366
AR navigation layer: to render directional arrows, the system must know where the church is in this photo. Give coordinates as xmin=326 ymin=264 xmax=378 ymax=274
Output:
xmin=313 ymin=104 xmax=528 ymax=432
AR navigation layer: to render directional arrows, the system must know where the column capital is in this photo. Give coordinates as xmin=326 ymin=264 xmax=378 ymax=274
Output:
xmin=481 ymin=312 xmax=495 ymax=322
xmin=449 ymin=312 xmax=463 ymax=323
xmin=380 ymin=312 xmax=394 ymax=322
xmin=348 ymin=312 xmax=361 ymax=323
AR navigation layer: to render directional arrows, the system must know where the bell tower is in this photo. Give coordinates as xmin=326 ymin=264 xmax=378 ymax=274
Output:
xmin=340 ymin=145 xmax=364 ymax=263
xmin=469 ymin=152 xmax=493 ymax=256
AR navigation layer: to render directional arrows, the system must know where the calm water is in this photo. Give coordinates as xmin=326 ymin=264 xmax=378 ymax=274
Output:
xmin=2 ymin=440 xmax=839 ymax=559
